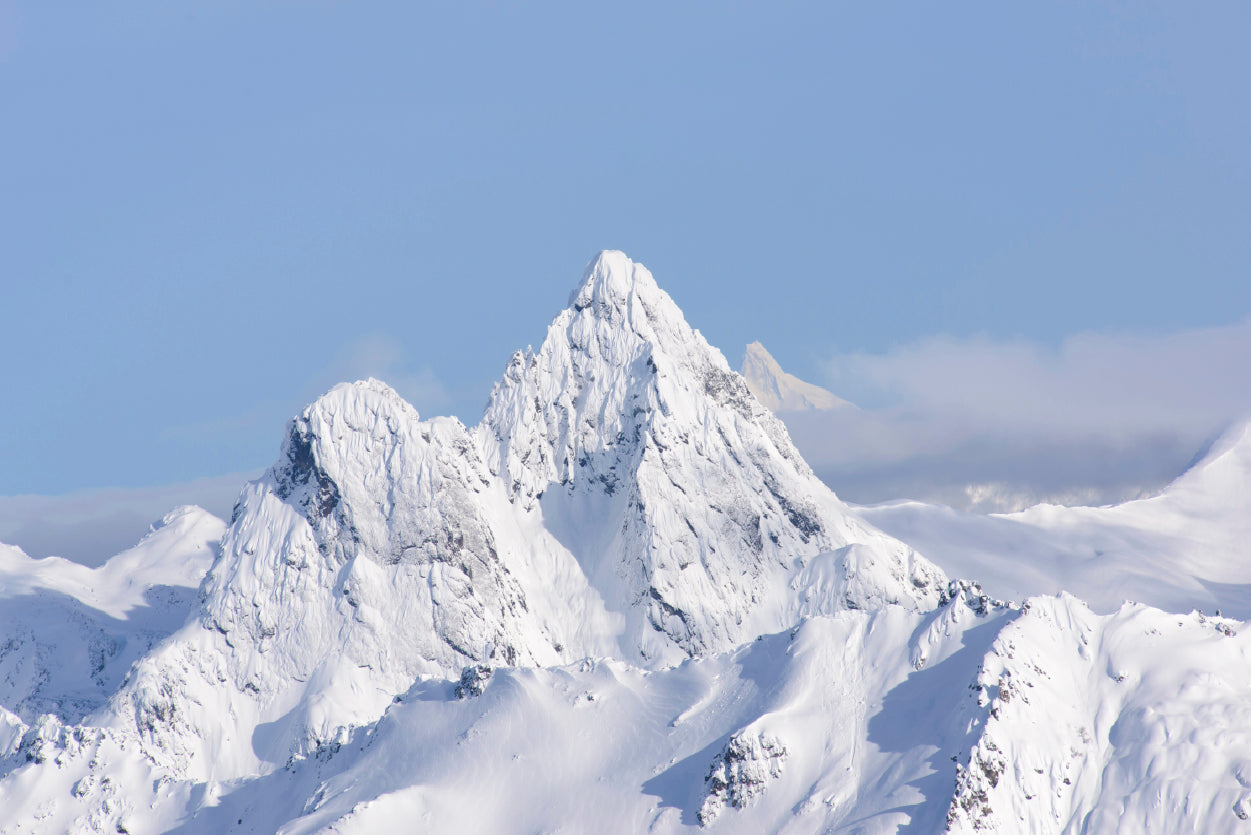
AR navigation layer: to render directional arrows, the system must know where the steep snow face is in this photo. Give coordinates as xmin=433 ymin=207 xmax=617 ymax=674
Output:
xmin=477 ymin=251 xmax=944 ymax=662
xmin=0 ymin=506 xmax=222 ymax=724
xmin=861 ymin=419 xmax=1251 ymax=617
xmin=119 ymin=380 xmax=617 ymax=780
xmin=739 ymin=341 xmax=849 ymax=413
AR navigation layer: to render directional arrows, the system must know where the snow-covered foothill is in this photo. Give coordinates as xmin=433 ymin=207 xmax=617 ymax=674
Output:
xmin=948 ymin=594 xmax=1251 ymax=833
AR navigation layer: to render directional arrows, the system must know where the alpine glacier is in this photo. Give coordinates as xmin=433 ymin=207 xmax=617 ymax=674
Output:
xmin=1 ymin=251 xmax=1248 ymax=834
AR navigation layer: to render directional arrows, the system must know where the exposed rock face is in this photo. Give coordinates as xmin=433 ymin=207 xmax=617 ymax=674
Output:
xmin=700 ymin=730 xmax=790 ymax=824
xmin=455 ymin=664 xmax=493 ymax=699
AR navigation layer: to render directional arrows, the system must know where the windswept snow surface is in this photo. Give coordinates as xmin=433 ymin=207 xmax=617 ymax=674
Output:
xmin=860 ymin=420 xmax=1251 ymax=618
xmin=739 ymin=341 xmax=850 ymax=413
xmin=2 ymin=252 xmax=1250 ymax=834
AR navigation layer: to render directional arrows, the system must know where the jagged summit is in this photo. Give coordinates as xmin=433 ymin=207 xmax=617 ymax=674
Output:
xmin=479 ymin=251 xmax=789 ymax=507
xmin=740 ymin=340 xmax=850 ymax=412
xmin=571 ymin=249 xmax=728 ymax=373
xmin=478 ymin=251 xmax=944 ymax=661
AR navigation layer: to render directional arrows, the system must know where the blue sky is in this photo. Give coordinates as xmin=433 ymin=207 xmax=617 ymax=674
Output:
xmin=2 ymin=2 xmax=1250 ymax=559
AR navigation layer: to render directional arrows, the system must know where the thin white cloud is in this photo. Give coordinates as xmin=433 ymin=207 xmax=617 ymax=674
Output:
xmin=783 ymin=318 xmax=1251 ymax=510
xmin=824 ymin=317 xmax=1251 ymax=438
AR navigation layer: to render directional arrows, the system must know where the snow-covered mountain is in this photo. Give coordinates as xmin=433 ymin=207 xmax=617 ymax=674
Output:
xmin=2 ymin=251 xmax=1249 ymax=834
xmin=739 ymin=341 xmax=850 ymax=413
xmin=477 ymin=252 xmax=940 ymax=663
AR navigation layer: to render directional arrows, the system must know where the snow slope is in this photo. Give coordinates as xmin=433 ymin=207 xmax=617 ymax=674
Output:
xmin=947 ymin=595 xmax=1251 ymax=833
xmin=2 ymin=251 xmax=1250 ymax=834
xmin=189 ymin=591 xmax=1017 ymax=835
xmin=739 ymin=341 xmax=850 ymax=413
xmin=860 ymin=420 xmax=1251 ymax=617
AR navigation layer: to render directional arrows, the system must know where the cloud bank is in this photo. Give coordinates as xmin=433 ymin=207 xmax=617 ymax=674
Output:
xmin=785 ymin=318 xmax=1251 ymax=511
xmin=0 ymin=471 xmax=256 ymax=568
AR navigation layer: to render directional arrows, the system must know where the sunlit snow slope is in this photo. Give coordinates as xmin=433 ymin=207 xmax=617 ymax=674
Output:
xmin=861 ymin=420 xmax=1251 ymax=618
xmin=2 ymin=252 xmax=1249 ymax=834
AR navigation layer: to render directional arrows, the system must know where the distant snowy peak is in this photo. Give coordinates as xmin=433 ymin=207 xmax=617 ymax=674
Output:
xmin=1163 ymin=418 xmax=1251 ymax=500
xmin=0 ymin=504 xmax=222 ymax=620
xmin=740 ymin=341 xmax=851 ymax=413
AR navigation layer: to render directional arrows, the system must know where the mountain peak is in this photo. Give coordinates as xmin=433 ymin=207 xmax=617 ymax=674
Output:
xmin=478 ymin=252 xmax=944 ymax=661
xmin=567 ymin=249 xmax=646 ymax=308
xmin=561 ymin=250 xmax=701 ymax=360
xmin=740 ymin=341 xmax=850 ymax=413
